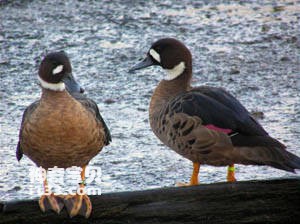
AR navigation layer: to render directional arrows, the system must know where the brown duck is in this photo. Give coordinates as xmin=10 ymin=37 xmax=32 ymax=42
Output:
xmin=129 ymin=38 xmax=300 ymax=185
xmin=17 ymin=51 xmax=111 ymax=217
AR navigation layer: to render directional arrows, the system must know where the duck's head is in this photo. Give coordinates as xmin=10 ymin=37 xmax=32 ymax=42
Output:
xmin=129 ymin=38 xmax=192 ymax=81
xmin=38 ymin=51 xmax=84 ymax=93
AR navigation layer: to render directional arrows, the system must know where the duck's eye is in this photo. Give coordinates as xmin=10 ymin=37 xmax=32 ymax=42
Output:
xmin=155 ymin=46 xmax=161 ymax=51
xmin=52 ymin=65 xmax=64 ymax=75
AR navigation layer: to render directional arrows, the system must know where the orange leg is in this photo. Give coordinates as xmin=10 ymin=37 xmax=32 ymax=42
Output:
xmin=64 ymin=166 xmax=92 ymax=218
xmin=190 ymin=162 xmax=200 ymax=185
xmin=177 ymin=162 xmax=200 ymax=186
xmin=227 ymin=164 xmax=236 ymax=182
xmin=39 ymin=171 xmax=64 ymax=214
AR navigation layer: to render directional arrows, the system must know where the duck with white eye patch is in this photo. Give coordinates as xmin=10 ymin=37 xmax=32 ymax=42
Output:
xmin=129 ymin=38 xmax=300 ymax=186
xmin=37 ymin=51 xmax=84 ymax=93
xmin=17 ymin=51 xmax=111 ymax=218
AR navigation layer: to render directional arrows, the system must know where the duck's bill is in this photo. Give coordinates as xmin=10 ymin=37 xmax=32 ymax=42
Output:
xmin=129 ymin=55 xmax=155 ymax=73
xmin=62 ymin=73 xmax=84 ymax=94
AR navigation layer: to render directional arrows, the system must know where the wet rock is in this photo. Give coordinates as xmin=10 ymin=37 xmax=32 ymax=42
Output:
xmin=286 ymin=36 xmax=298 ymax=44
xmin=104 ymin=98 xmax=116 ymax=104
xmin=7 ymin=186 xmax=21 ymax=193
xmin=272 ymin=6 xmax=285 ymax=13
xmin=0 ymin=59 xmax=9 ymax=65
xmin=280 ymin=56 xmax=290 ymax=62
xmin=261 ymin=24 xmax=270 ymax=32
xmin=137 ymin=107 xmax=146 ymax=112
xmin=230 ymin=68 xmax=240 ymax=74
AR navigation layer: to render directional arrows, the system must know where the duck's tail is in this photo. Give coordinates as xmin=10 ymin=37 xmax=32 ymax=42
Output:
xmin=232 ymin=135 xmax=300 ymax=172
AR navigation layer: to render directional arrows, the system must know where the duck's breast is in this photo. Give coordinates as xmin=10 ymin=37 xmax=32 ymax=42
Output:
xmin=21 ymin=96 xmax=104 ymax=169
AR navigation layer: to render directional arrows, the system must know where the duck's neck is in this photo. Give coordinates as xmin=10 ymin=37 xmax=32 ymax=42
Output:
xmin=41 ymin=88 xmax=72 ymax=105
xmin=150 ymin=67 xmax=192 ymax=117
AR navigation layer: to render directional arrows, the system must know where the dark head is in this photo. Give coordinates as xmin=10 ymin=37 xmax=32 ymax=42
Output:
xmin=129 ymin=38 xmax=192 ymax=81
xmin=38 ymin=51 xmax=84 ymax=93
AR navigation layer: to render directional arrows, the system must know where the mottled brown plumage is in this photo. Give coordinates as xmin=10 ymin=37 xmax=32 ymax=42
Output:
xmin=130 ymin=38 xmax=300 ymax=185
xmin=149 ymin=74 xmax=233 ymax=166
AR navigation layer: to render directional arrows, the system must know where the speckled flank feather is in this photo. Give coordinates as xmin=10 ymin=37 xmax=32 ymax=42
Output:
xmin=152 ymin=111 xmax=234 ymax=166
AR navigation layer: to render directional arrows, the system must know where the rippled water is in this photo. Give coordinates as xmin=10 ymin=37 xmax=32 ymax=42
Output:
xmin=0 ymin=0 xmax=299 ymax=201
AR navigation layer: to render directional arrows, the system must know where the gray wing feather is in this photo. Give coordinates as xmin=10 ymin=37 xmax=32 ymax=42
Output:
xmin=16 ymin=101 xmax=40 ymax=161
xmin=72 ymin=93 xmax=111 ymax=145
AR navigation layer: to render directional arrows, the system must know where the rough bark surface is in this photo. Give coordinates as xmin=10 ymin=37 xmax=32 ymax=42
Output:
xmin=1 ymin=179 xmax=299 ymax=224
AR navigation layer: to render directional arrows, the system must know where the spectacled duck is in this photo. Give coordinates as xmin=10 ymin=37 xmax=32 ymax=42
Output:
xmin=129 ymin=38 xmax=300 ymax=185
xmin=17 ymin=51 xmax=111 ymax=218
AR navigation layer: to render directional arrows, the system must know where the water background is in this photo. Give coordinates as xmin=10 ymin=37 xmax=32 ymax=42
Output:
xmin=0 ymin=0 xmax=299 ymax=201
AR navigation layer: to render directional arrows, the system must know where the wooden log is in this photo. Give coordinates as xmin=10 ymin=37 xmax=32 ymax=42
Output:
xmin=1 ymin=178 xmax=299 ymax=224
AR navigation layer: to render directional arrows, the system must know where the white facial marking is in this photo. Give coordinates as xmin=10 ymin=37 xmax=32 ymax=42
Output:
xmin=52 ymin=65 xmax=64 ymax=75
xmin=149 ymin=49 xmax=161 ymax=63
xmin=38 ymin=76 xmax=65 ymax=91
xmin=164 ymin=62 xmax=186 ymax=81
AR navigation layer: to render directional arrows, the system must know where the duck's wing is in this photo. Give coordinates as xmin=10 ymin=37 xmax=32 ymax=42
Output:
xmin=72 ymin=93 xmax=111 ymax=145
xmin=171 ymin=87 xmax=267 ymax=138
xmin=168 ymin=86 xmax=286 ymax=151
xmin=166 ymin=87 xmax=300 ymax=172
xmin=16 ymin=101 xmax=40 ymax=161
xmin=190 ymin=86 xmax=268 ymax=136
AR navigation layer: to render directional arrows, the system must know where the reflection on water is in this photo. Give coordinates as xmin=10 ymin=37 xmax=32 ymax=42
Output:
xmin=0 ymin=0 xmax=299 ymax=201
